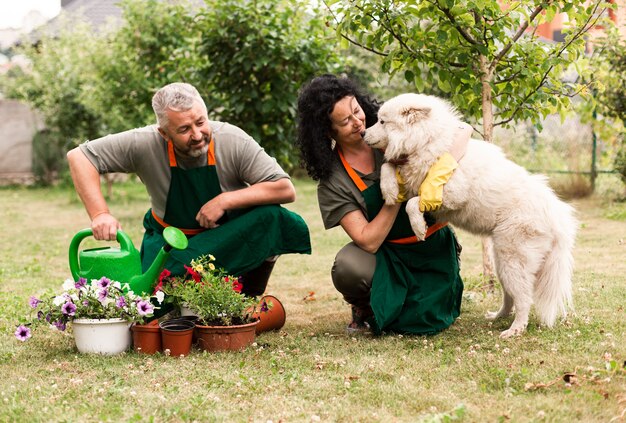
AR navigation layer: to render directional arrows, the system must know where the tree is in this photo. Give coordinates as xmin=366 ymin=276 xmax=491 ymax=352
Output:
xmin=83 ymin=0 xmax=200 ymax=134
xmin=194 ymin=0 xmax=347 ymax=170
xmin=324 ymin=0 xmax=615 ymax=282
xmin=0 ymin=20 xmax=104 ymax=184
xmin=586 ymin=29 xmax=626 ymax=190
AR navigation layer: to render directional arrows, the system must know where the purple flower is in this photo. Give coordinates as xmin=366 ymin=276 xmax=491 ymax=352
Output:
xmin=136 ymin=300 xmax=154 ymax=316
xmin=75 ymin=277 xmax=87 ymax=289
xmin=61 ymin=302 xmax=77 ymax=316
xmin=260 ymin=300 xmax=269 ymax=313
xmin=37 ymin=310 xmax=44 ymax=320
xmin=97 ymin=288 xmax=109 ymax=303
xmin=97 ymin=277 xmax=111 ymax=289
xmin=83 ymin=300 xmax=89 ymax=306
xmin=45 ymin=313 xmax=52 ymax=323
xmin=53 ymin=320 xmax=66 ymax=331
xmin=116 ymin=296 xmax=127 ymax=309
xmin=28 ymin=296 xmax=41 ymax=309
xmin=14 ymin=325 xmax=31 ymax=341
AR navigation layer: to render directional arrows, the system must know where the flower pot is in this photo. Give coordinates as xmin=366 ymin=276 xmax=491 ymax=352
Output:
xmin=159 ymin=319 xmax=195 ymax=357
xmin=252 ymin=294 xmax=286 ymax=334
xmin=72 ymin=318 xmax=132 ymax=355
xmin=195 ymin=320 xmax=258 ymax=352
xmin=131 ymin=320 xmax=161 ymax=354
xmin=180 ymin=304 xmax=199 ymax=317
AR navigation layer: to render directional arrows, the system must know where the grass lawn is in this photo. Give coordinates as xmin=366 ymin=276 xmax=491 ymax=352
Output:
xmin=0 ymin=178 xmax=624 ymax=422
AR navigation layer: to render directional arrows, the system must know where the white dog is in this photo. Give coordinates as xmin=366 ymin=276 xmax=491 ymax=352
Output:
xmin=364 ymin=93 xmax=577 ymax=338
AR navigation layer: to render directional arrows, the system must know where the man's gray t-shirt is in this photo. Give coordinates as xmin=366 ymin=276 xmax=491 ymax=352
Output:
xmin=317 ymin=149 xmax=384 ymax=229
xmin=79 ymin=122 xmax=289 ymax=218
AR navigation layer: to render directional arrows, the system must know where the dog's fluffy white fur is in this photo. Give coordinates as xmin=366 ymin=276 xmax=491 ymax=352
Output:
xmin=364 ymin=93 xmax=577 ymax=338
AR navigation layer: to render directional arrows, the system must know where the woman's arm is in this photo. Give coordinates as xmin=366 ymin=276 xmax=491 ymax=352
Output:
xmin=339 ymin=203 xmax=401 ymax=254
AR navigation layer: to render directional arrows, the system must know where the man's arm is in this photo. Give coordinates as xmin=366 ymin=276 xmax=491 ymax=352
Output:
xmin=195 ymin=178 xmax=295 ymax=229
xmin=67 ymin=147 xmax=121 ymax=240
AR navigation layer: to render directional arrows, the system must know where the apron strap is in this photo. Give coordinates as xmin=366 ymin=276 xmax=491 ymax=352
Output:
xmin=151 ymin=210 xmax=206 ymax=235
xmin=337 ymin=147 xmax=368 ymax=191
xmin=167 ymin=137 xmax=215 ymax=167
xmin=387 ymin=222 xmax=448 ymax=244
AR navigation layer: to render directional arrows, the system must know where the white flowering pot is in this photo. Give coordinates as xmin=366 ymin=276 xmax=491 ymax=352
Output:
xmin=180 ymin=304 xmax=199 ymax=317
xmin=72 ymin=318 xmax=132 ymax=355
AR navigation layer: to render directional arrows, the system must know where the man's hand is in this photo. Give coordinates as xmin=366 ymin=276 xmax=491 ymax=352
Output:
xmin=91 ymin=212 xmax=122 ymax=241
xmin=418 ymin=152 xmax=458 ymax=212
xmin=196 ymin=195 xmax=227 ymax=229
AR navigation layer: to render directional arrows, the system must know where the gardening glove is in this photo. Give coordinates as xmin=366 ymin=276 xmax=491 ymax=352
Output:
xmin=395 ymin=167 xmax=408 ymax=203
xmin=417 ymin=152 xmax=458 ymax=212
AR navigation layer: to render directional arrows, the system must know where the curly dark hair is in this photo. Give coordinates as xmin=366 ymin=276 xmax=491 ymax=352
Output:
xmin=296 ymin=74 xmax=380 ymax=181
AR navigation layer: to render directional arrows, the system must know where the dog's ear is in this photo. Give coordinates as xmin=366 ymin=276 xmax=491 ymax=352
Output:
xmin=401 ymin=106 xmax=430 ymax=124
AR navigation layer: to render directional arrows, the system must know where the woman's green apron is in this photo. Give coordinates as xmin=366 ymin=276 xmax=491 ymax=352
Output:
xmin=140 ymin=138 xmax=311 ymax=280
xmin=338 ymin=148 xmax=463 ymax=335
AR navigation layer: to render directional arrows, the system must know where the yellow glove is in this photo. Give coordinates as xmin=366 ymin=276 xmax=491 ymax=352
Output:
xmin=395 ymin=167 xmax=408 ymax=203
xmin=418 ymin=152 xmax=458 ymax=212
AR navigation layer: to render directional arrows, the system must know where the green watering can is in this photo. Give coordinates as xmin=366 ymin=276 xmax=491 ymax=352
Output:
xmin=68 ymin=227 xmax=188 ymax=294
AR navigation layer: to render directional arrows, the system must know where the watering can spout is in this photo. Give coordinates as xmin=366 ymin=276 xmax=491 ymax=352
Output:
xmin=68 ymin=226 xmax=188 ymax=295
xmin=129 ymin=226 xmax=188 ymax=294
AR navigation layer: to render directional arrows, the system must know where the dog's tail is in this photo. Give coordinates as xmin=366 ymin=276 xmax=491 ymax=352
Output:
xmin=533 ymin=198 xmax=577 ymax=327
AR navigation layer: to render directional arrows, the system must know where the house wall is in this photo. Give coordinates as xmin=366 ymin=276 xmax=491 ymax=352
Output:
xmin=0 ymin=99 xmax=44 ymax=184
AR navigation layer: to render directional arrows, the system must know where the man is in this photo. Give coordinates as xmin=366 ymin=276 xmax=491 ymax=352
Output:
xmin=67 ymin=82 xmax=311 ymax=296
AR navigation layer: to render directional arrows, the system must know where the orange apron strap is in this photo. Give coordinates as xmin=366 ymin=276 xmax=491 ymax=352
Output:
xmin=168 ymin=137 xmax=215 ymax=166
xmin=387 ymin=222 xmax=448 ymax=244
xmin=337 ymin=147 xmax=368 ymax=192
xmin=207 ymin=137 xmax=215 ymax=165
xmin=151 ymin=210 xmax=206 ymax=235
xmin=167 ymin=141 xmax=177 ymax=167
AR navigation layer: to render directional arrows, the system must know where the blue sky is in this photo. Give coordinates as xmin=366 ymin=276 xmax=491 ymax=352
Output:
xmin=0 ymin=1 xmax=60 ymax=29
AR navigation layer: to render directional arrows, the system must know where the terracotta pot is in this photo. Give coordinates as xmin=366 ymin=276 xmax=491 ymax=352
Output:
xmin=195 ymin=320 xmax=258 ymax=352
xmin=252 ymin=294 xmax=286 ymax=334
xmin=131 ymin=320 xmax=161 ymax=354
xmin=159 ymin=319 xmax=195 ymax=357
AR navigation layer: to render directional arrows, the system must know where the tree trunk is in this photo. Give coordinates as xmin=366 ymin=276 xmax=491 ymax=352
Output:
xmin=479 ymin=55 xmax=497 ymax=288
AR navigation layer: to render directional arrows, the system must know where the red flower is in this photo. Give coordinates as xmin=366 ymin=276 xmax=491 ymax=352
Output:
xmin=184 ymin=265 xmax=202 ymax=283
xmin=232 ymin=277 xmax=243 ymax=293
xmin=153 ymin=268 xmax=171 ymax=294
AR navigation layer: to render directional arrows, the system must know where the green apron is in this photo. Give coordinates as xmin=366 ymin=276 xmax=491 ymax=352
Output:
xmin=140 ymin=138 xmax=311 ymax=280
xmin=338 ymin=148 xmax=463 ymax=335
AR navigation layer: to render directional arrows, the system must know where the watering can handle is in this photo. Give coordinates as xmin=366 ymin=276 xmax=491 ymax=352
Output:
xmin=68 ymin=229 xmax=135 ymax=281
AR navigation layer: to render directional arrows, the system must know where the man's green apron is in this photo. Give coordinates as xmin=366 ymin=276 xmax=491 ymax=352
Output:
xmin=140 ymin=138 xmax=311 ymax=282
xmin=338 ymin=148 xmax=463 ymax=335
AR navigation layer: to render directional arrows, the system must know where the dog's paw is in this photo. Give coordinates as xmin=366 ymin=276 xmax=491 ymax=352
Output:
xmin=485 ymin=311 xmax=499 ymax=321
xmin=406 ymin=198 xmax=427 ymax=240
xmin=380 ymin=163 xmax=399 ymax=205
xmin=499 ymin=326 xmax=525 ymax=338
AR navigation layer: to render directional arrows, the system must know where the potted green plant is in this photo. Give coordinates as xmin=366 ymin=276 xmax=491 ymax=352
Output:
xmin=15 ymin=277 xmax=160 ymax=355
xmin=159 ymin=255 xmax=263 ymax=352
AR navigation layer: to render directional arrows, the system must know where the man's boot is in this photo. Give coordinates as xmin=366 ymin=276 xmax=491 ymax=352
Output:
xmin=240 ymin=257 xmax=278 ymax=297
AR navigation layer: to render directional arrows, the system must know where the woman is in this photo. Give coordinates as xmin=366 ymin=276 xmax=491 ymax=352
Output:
xmin=296 ymin=74 xmax=471 ymax=334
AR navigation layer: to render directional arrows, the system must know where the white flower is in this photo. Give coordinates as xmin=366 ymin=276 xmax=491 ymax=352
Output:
xmin=53 ymin=295 xmax=66 ymax=306
xmin=112 ymin=281 xmax=122 ymax=289
xmin=62 ymin=278 xmax=75 ymax=291
xmin=155 ymin=291 xmax=165 ymax=304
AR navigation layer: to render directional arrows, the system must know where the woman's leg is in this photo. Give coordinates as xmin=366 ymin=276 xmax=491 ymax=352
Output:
xmin=332 ymin=242 xmax=376 ymax=330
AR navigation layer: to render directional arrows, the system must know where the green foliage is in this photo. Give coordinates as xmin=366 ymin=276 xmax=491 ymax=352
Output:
xmin=583 ymin=29 xmax=626 ymax=186
xmin=325 ymin=0 xmax=614 ymax=138
xmin=161 ymin=255 xmax=257 ymax=326
xmin=2 ymin=19 xmax=104 ymax=146
xmin=30 ymin=129 xmax=67 ymax=186
xmin=0 ymin=0 xmax=349 ymax=175
xmin=195 ymin=0 xmax=346 ymax=170
xmin=83 ymin=0 xmax=200 ymax=134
